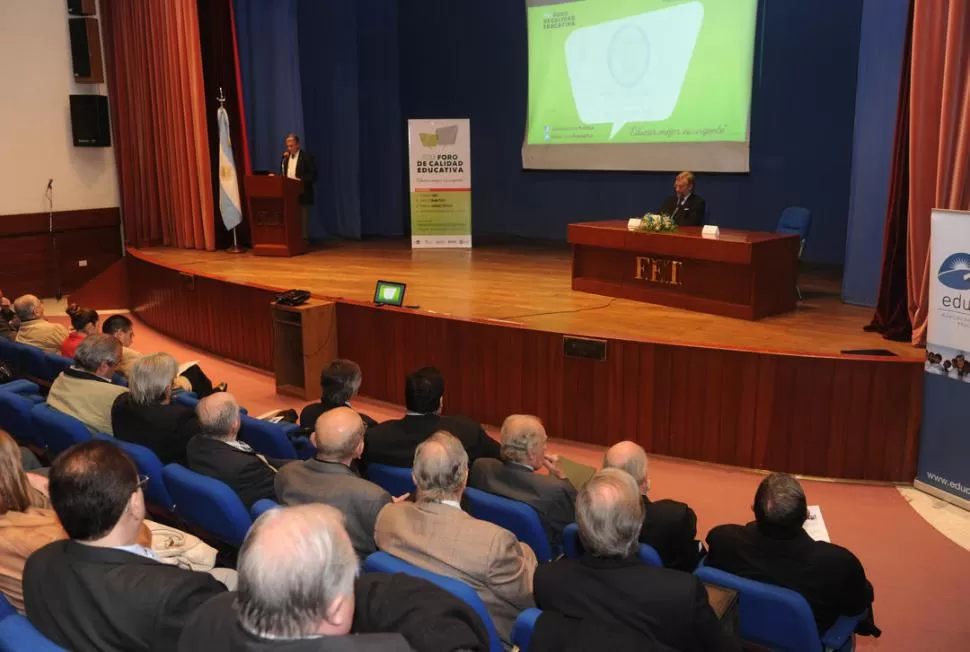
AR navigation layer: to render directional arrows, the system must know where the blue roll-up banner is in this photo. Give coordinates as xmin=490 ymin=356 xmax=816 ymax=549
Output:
xmin=916 ymin=208 xmax=970 ymax=510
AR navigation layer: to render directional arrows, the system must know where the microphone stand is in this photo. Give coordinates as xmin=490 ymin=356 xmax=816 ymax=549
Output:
xmin=47 ymin=182 xmax=63 ymax=300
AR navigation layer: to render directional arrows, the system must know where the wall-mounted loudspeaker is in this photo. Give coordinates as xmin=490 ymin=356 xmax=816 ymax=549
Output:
xmin=68 ymin=17 xmax=104 ymax=83
xmin=67 ymin=0 xmax=97 ymax=16
xmin=69 ymin=95 xmax=111 ymax=147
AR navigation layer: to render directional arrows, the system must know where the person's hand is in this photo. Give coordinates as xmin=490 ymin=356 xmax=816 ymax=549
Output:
xmin=0 ymin=296 xmax=9 ymax=308
xmin=542 ymin=454 xmax=567 ymax=481
xmin=26 ymin=472 xmax=49 ymax=497
xmin=392 ymin=493 xmax=411 ymax=503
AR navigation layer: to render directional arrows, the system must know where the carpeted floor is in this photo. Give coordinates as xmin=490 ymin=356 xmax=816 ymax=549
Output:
xmin=113 ymin=315 xmax=970 ymax=651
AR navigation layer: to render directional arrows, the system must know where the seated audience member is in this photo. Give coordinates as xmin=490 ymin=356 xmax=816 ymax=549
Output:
xmin=469 ymin=414 xmax=575 ymax=551
xmin=60 ymin=304 xmax=99 ymax=358
xmin=533 ymin=469 xmax=740 ymax=652
xmin=375 ymin=431 xmax=536 ymax=644
xmin=23 ymin=441 xmax=226 ymax=651
xmin=112 ymin=353 xmax=200 ymax=465
xmin=47 ymin=334 xmax=128 ymax=434
xmin=362 ymin=366 xmax=500 ymax=468
xmin=300 ymin=359 xmax=378 ymax=430
xmin=603 ymin=441 xmax=702 ymax=571
xmin=0 ymin=291 xmax=20 ymax=341
xmin=12 ymin=294 xmax=68 ymax=354
xmin=102 ymin=314 xmax=225 ymax=397
xmin=179 ymin=503 xmax=482 ymax=651
xmin=276 ymin=407 xmax=395 ymax=558
xmin=0 ymin=430 xmax=62 ymax=613
xmin=187 ymin=393 xmax=290 ymax=509
xmin=706 ymin=473 xmax=878 ymax=636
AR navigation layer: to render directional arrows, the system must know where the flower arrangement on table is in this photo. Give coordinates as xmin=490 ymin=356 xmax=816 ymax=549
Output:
xmin=634 ymin=212 xmax=677 ymax=233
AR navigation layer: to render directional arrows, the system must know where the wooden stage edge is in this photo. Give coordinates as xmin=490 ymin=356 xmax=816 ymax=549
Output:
xmin=110 ymin=243 xmax=921 ymax=483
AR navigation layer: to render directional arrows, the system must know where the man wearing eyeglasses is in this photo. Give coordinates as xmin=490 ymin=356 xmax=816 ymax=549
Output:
xmin=23 ymin=440 xmax=227 ymax=652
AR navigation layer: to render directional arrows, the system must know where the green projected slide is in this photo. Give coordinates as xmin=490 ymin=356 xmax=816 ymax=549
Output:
xmin=526 ymin=0 xmax=757 ymax=145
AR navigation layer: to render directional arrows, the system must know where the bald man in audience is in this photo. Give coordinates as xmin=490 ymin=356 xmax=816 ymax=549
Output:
xmin=13 ymin=294 xmax=68 ymax=354
xmin=187 ymin=393 xmax=292 ymax=509
xmin=533 ymin=469 xmax=740 ymax=652
xmin=469 ymin=414 xmax=576 ymax=552
xmin=604 ymin=441 xmax=702 ymax=571
xmin=376 ymin=431 xmax=537 ymax=645
xmin=276 ymin=407 xmax=401 ymax=558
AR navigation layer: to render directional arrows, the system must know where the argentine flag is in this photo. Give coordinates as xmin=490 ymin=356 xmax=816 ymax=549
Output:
xmin=217 ymin=106 xmax=243 ymax=231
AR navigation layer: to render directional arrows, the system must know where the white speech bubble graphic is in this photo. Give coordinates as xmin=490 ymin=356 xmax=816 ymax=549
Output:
xmin=565 ymin=2 xmax=705 ymax=139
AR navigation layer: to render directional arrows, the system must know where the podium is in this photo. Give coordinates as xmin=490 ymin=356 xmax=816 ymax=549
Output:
xmin=272 ymin=300 xmax=337 ymax=400
xmin=246 ymin=175 xmax=308 ymax=257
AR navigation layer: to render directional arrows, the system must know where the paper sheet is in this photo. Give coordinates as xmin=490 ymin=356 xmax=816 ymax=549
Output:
xmin=804 ymin=505 xmax=831 ymax=542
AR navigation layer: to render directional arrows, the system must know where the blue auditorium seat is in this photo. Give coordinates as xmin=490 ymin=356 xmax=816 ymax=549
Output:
xmin=562 ymin=522 xmax=662 ymax=567
xmin=0 ymin=338 xmax=22 ymax=368
xmin=94 ymin=434 xmax=175 ymax=512
xmin=17 ymin=345 xmax=50 ymax=382
xmin=365 ymin=464 xmax=416 ymax=497
xmin=0 ymin=380 xmax=40 ymax=396
xmin=462 ymin=487 xmax=553 ymax=562
xmin=239 ymin=414 xmax=298 ymax=460
xmin=44 ymin=354 xmax=73 ymax=382
xmin=250 ymin=499 xmax=280 ymax=519
xmin=30 ymin=403 xmax=93 ymax=456
xmin=695 ymin=562 xmax=866 ymax=652
xmin=0 ymin=391 xmax=43 ymax=448
xmin=0 ymin=593 xmax=66 ymax=651
xmin=363 ymin=551 xmax=503 ymax=652
xmin=512 ymin=608 xmax=542 ymax=652
xmin=162 ymin=463 xmax=252 ymax=547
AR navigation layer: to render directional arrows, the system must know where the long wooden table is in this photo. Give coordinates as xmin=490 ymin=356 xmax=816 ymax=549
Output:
xmin=568 ymin=221 xmax=800 ymax=320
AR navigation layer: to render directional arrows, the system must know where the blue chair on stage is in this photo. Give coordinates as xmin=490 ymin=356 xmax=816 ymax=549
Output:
xmin=463 ymin=487 xmax=553 ymax=562
xmin=0 ymin=390 xmax=43 ymax=448
xmin=0 ymin=593 xmax=66 ymax=651
xmin=94 ymin=434 xmax=175 ymax=512
xmin=365 ymin=464 xmax=416 ymax=497
xmin=31 ymin=403 xmax=93 ymax=456
xmin=363 ymin=551 xmax=503 ymax=652
xmin=562 ymin=522 xmax=662 ymax=567
xmin=162 ymin=464 xmax=252 ymax=547
xmin=695 ymin=562 xmax=867 ymax=652
xmin=777 ymin=207 xmax=812 ymax=300
xmin=250 ymin=499 xmax=280 ymax=520
xmin=512 ymin=609 xmax=542 ymax=652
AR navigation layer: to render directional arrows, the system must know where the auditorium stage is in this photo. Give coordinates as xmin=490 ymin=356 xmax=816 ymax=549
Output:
xmin=113 ymin=240 xmax=923 ymax=483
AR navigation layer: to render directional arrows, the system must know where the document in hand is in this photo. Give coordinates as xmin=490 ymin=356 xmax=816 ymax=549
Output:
xmin=804 ymin=505 xmax=831 ymax=542
xmin=557 ymin=456 xmax=597 ymax=489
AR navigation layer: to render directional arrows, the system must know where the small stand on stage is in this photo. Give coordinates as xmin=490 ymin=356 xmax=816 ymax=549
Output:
xmin=246 ymin=175 xmax=308 ymax=257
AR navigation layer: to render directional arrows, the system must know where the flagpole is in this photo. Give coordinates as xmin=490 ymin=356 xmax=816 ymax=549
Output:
xmin=219 ymin=87 xmax=246 ymax=254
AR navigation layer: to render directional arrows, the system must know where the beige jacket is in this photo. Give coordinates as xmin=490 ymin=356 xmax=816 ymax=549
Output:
xmin=375 ymin=500 xmax=537 ymax=643
xmin=15 ymin=320 xmax=69 ymax=355
xmin=47 ymin=368 xmax=128 ymax=435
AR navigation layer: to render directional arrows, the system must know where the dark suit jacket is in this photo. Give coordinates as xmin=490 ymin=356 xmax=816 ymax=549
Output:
xmin=530 ymin=611 xmax=679 ymax=652
xmin=275 ymin=458 xmax=390 ymax=558
xmin=641 ymin=495 xmax=702 ymax=572
xmin=186 ymin=436 xmax=290 ymax=509
xmin=111 ymin=394 xmax=199 ymax=466
xmin=659 ymin=192 xmax=706 ymax=227
xmin=300 ymin=399 xmax=377 ymax=431
xmin=178 ymin=592 xmax=411 ymax=652
xmin=705 ymin=522 xmax=875 ymax=633
xmin=534 ymin=555 xmax=740 ymax=652
xmin=468 ymin=458 xmax=576 ymax=550
xmin=281 ymin=150 xmax=317 ymax=205
xmin=361 ymin=413 xmax=500 ymax=469
xmin=0 ymin=306 xmax=18 ymax=341
xmin=24 ymin=540 xmax=225 ymax=652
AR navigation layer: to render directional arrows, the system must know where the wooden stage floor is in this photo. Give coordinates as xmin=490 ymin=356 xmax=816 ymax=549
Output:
xmin=132 ymin=239 xmax=919 ymax=360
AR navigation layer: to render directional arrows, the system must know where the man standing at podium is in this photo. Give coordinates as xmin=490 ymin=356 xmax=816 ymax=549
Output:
xmin=281 ymin=133 xmax=317 ymax=239
xmin=659 ymin=171 xmax=706 ymax=227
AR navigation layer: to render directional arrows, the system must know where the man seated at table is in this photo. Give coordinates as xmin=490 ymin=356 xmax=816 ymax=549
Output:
xmin=658 ymin=171 xmax=706 ymax=227
xmin=47 ymin=334 xmax=128 ymax=435
xmin=533 ymin=469 xmax=740 ymax=652
xmin=12 ymin=294 xmax=68 ymax=354
xmin=705 ymin=473 xmax=878 ymax=636
xmin=362 ymin=366 xmax=500 ymax=468
xmin=468 ymin=414 xmax=575 ymax=552
xmin=603 ymin=441 xmax=703 ymax=571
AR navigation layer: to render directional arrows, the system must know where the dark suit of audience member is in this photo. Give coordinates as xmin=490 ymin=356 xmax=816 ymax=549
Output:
xmin=533 ymin=469 xmax=740 ymax=652
xmin=530 ymin=610 xmax=679 ymax=652
xmin=705 ymin=473 xmax=878 ymax=636
xmin=187 ymin=391 xmax=291 ymax=510
xmin=640 ymin=495 xmax=702 ymax=572
xmin=361 ymin=367 xmax=500 ymax=468
xmin=112 ymin=393 xmax=199 ymax=465
xmin=0 ymin=301 xmax=18 ymax=341
xmin=300 ymin=359 xmax=378 ymax=431
xmin=24 ymin=439 xmax=226 ymax=652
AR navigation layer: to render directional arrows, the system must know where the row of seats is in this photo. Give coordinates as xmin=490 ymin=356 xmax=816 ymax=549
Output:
xmin=0 ymin=338 xmax=125 ymax=387
xmin=0 ymin=592 xmax=65 ymax=651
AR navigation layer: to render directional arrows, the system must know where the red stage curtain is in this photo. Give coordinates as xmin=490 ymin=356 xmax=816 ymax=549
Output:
xmin=101 ymin=0 xmax=216 ymax=250
xmin=906 ymin=0 xmax=970 ymax=345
